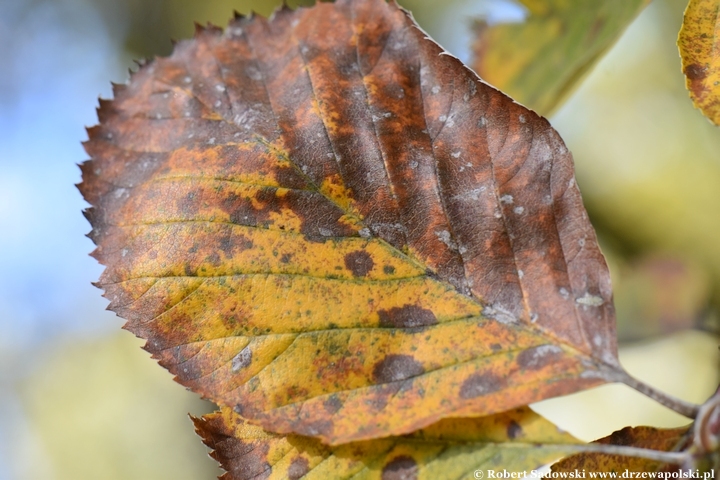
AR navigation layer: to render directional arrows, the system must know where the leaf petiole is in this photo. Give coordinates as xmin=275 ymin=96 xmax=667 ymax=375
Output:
xmin=617 ymin=370 xmax=701 ymax=419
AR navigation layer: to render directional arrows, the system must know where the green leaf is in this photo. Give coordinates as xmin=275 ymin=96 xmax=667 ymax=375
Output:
xmin=471 ymin=0 xmax=651 ymax=116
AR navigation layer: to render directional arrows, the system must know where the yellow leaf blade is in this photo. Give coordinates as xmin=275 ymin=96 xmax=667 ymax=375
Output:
xmin=193 ymin=406 xmax=581 ymax=479
xmin=678 ymin=0 xmax=720 ymax=125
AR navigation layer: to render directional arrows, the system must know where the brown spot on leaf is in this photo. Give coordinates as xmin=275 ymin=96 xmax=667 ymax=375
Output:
xmin=287 ymin=456 xmax=310 ymax=480
xmin=507 ymin=420 xmax=522 ymax=439
xmin=382 ymin=455 xmax=418 ymax=480
xmin=218 ymin=234 xmax=254 ymax=256
xmin=323 ymin=394 xmax=343 ymax=414
xmin=459 ymin=373 xmax=505 ymax=399
xmin=684 ymin=63 xmax=707 ymax=81
xmin=516 ymin=345 xmax=563 ymax=371
xmin=344 ymin=250 xmax=374 ymax=277
xmin=373 ymin=354 xmax=424 ymax=384
xmin=176 ymin=191 xmax=199 ymax=215
xmin=378 ymin=305 xmax=438 ymax=328
xmin=231 ymin=346 xmax=252 ymax=373
xmin=206 ymin=252 xmax=221 ymax=266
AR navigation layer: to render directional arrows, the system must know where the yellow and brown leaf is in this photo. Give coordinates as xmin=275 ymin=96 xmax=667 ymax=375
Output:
xmin=678 ymin=0 xmax=720 ymax=125
xmin=193 ymin=406 xmax=580 ymax=480
xmin=80 ymin=0 xmax=620 ymax=444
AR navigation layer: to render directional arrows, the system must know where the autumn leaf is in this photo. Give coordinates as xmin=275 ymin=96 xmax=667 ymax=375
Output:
xmin=471 ymin=0 xmax=650 ymax=116
xmin=194 ymin=406 xmax=580 ymax=479
xmin=678 ymin=0 xmax=720 ymax=125
xmin=551 ymin=425 xmax=690 ymax=473
xmin=80 ymin=0 xmax=626 ymax=445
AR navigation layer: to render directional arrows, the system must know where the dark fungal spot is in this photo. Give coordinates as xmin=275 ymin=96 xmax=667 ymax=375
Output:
xmin=231 ymin=346 xmax=252 ymax=373
xmin=507 ymin=420 xmax=522 ymax=439
xmin=219 ymin=235 xmax=234 ymax=256
xmin=684 ymin=63 xmax=707 ymax=81
xmin=383 ymin=264 xmax=396 ymax=274
xmin=616 ymin=427 xmax=640 ymax=446
xmin=207 ymin=252 xmax=221 ymax=266
xmin=323 ymin=394 xmax=343 ymax=414
xmin=287 ymin=456 xmax=310 ymax=480
xmin=382 ymin=455 xmax=418 ymax=480
xmin=280 ymin=253 xmax=292 ymax=264
xmin=459 ymin=372 xmax=505 ymax=399
xmin=372 ymin=354 xmax=424 ymax=384
xmin=365 ymin=383 xmax=401 ymax=412
xmin=516 ymin=345 xmax=563 ymax=371
xmin=224 ymin=194 xmax=258 ymax=226
xmin=344 ymin=250 xmax=374 ymax=277
xmin=254 ymin=185 xmax=277 ymax=205
xmin=176 ymin=191 xmax=199 ymax=215
xmin=490 ymin=343 xmax=503 ymax=352
xmin=378 ymin=305 xmax=437 ymax=328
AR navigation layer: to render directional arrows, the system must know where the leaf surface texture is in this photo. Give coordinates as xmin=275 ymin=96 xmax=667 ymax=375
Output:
xmin=80 ymin=0 xmax=619 ymax=444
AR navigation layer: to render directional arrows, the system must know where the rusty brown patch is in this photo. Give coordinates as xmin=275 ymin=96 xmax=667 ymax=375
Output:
xmin=459 ymin=372 xmax=505 ymax=399
xmin=287 ymin=456 xmax=310 ymax=480
xmin=377 ymin=304 xmax=437 ymax=328
xmin=684 ymin=63 xmax=707 ymax=81
xmin=382 ymin=455 xmax=418 ymax=480
xmin=344 ymin=250 xmax=375 ymax=277
xmin=372 ymin=354 xmax=424 ymax=384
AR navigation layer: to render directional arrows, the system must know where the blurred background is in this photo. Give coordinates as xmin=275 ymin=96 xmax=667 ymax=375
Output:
xmin=0 ymin=0 xmax=718 ymax=478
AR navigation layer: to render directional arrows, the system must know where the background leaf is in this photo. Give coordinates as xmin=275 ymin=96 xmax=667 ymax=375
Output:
xmin=80 ymin=0 xmax=622 ymax=445
xmin=551 ymin=425 xmax=689 ymax=473
xmin=194 ymin=406 xmax=580 ymax=479
xmin=470 ymin=0 xmax=650 ymax=116
xmin=678 ymin=0 xmax=720 ymax=125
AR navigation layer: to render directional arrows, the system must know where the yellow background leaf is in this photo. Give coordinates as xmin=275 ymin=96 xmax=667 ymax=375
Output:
xmin=194 ymin=406 xmax=581 ymax=479
xmin=678 ymin=0 xmax=720 ymax=124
